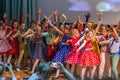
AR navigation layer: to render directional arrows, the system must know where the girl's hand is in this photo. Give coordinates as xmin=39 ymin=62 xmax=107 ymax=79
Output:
xmin=110 ymin=24 xmax=115 ymax=29
xmin=3 ymin=13 xmax=7 ymax=18
xmin=97 ymin=12 xmax=102 ymax=17
xmin=53 ymin=9 xmax=58 ymax=15
xmin=37 ymin=8 xmax=41 ymax=14
xmin=75 ymin=42 xmax=79 ymax=46
xmin=62 ymin=14 xmax=67 ymax=20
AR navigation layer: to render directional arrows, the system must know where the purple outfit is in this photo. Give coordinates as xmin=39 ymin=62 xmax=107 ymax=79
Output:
xmin=32 ymin=33 xmax=46 ymax=59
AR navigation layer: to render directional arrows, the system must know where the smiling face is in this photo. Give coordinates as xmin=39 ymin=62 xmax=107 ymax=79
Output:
xmin=101 ymin=27 xmax=108 ymax=36
xmin=20 ymin=23 xmax=25 ymax=30
xmin=85 ymin=30 xmax=93 ymax=39
xmin=13 ymin=22 xmax=18 ymax=29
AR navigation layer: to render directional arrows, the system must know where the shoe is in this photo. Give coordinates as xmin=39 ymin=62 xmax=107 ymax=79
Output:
xmin=16 ymin=68 xmax=21 ymax=72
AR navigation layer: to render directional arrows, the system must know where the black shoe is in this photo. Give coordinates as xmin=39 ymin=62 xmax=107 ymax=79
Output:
xmin=106 ymin=77 xmax=112 ymax=80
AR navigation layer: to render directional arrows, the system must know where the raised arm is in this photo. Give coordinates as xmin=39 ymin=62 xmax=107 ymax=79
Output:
xmin=36 ymin=8 xmax=41 ymax=25
xmin=19 ymin=12 xmax=23 ymax=24
xmin=59 ymin=14 xmax=67 ymax=31
xmin=76 ymin=40 xmax=86 ymax=52
xmin=3 ymin=13 xmax=8 ymax=27
xmin=93 ymin=12 xmax=102 ymax=38
xmin=111 ymin=24 xmax=119 ymax=40
xmin=53 ymin=9 xmax=58 ymax=24
xmin=3 ymin=31 xmax=12 ymax=40
xmin=48 ymin=19 xmax=64 ymax=35
xmin=77 ymin=16 xmax=83 ymax=34
xmin=75 ymin=35 xmax=85 ymax=46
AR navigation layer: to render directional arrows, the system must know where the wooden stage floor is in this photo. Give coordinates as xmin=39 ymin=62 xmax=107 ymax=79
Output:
xmin=2 ymin=62 xmax=120 ymax=80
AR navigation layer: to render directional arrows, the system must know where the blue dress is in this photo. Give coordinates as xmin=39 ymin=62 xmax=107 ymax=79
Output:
xmin=33 ymin=34 xmax=46 ymax=59
xmin=53 ymin=34 xmax=72 ymax=63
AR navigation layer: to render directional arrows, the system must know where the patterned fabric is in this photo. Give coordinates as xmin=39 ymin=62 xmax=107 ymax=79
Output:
xmin=33 ymin=34 xmax=45 ymax=59
xmin=65 ymin=37 xmax=81 ymax=64
xmin=0 ymin=30 xmax=11 ymax=53
xmin=53 ymin=34 xmax=72 ymax=63
xmin=78 ymin=40 xmax=100 ymax=66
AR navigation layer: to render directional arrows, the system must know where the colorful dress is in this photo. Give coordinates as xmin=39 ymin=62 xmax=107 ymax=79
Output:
xmin=0 ymin=30 xmax=11 ymax=54
xmin=53 ymin=34 xmax=72 ymax=63
xmin=33 ymin=33 xmax=46 ymax=59
xmin=7 ymin=29 xmax=19 ymax=56
xmin=65 ymin=37 xmax=81 ymax=64
xmin=78 ymin=40 xmax=100 ymax=66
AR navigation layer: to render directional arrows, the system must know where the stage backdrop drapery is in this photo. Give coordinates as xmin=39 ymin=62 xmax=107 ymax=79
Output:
xmin=0 ymin=0 xmax=36 ymax=26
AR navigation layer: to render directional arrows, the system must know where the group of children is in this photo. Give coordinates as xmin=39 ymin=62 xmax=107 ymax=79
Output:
xmin=0 ymin=8 xmax=120 ymax=80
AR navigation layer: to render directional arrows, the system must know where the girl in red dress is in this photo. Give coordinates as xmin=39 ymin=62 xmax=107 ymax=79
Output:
xmin=5 ymin=21 xmax=19 ymax=63
xmin=65 ymin=29 xmax=81 ymax=75
xmin=76 ymin=30 xmax=100 ymax=80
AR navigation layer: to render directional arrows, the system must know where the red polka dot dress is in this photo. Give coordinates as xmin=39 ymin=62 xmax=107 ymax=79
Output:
xmin=65 ymin=37 xmax=81 ymax=64
xmin=78 ymin=40 xmax=100 ymax=66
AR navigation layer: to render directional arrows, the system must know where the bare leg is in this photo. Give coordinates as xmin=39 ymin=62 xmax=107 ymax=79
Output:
xmin=55 ymin=69 xmax=60 ymax=78
xmin=81 ymin=67 xmax=87 ymax=80
xmin=31 ymin=59 xmax=40 ymax=74
xmin=99 ymin=52 xmax=105 ymax=79
xmin=3 ymin=54 xmax=7 ymax=62
xmin=71 ymin=64 xmax=76 ymax=75
xmin=90 ymin=66 xmax=97 ymax=79
xmin=7 ymin=55 xmax=12 ymax=63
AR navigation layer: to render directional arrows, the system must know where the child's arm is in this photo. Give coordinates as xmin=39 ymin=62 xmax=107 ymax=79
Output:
xmin=77 ymin=16 xmax=83 ymax=34
xmin=53 ymin=9 xmax=58 ymax=24
xmin=76 ymin=40 xmax=86 ymax=52
xmin=75 ymin=35 xmax=85 ymax=46
xmin=3 ymin=13 xmax=8 ymax=27
xmin=36 ymin=8 xmax=41 ymax=25
xmin=3 ymin=31 xmax=12 ymax=40
xmin=19 ymin=12 xmax=23 ymax=24
xmin=59 ymin=14 xmax=67 ymax=31
xmin=111 ymin=24 xmax=119 ymax=40
xmin=48 ymin=19 xmax=64 ymax=35
xmin=93 ymin=12 xmax=102 ymax=38
xmin=72 ymin=21 xmax=77 ymax=29
xmin=99 ymin=40 xmax=109 ymax=45
xmin=58 ymin=63 xmax=76 ymax=80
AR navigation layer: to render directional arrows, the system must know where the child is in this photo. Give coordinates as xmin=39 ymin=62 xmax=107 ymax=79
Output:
xmin=26 ymin=27 xmax=45 ymax=74
xmin=0 ymin=23 xmax=11 ymax=62
xmin=12 ymin=22 xmax=28 ymax=71
xmin=99 ymin=25 xmax=120 ymax=80
xmin=65 ymin=29 xmax=81 ymax=75
xmin=4 ymin=21 xmax=19 ymax=63
xmin=77 ymin=30 xmax=100 ymax=80
xmin=98 ymin=26 xmax=112 ymax=80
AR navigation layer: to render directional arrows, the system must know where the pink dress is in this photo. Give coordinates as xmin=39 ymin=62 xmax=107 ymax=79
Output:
xmin=78 ymin=40 xmax=100 ymax=66
xmin=65 ymin=37 xmax=81 ymax=64
xmin=0 ymin=30 xmax=12 ymax=53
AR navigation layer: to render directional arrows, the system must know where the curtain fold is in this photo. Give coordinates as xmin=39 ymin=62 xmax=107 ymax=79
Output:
xmin=1 ymin=0 xmax=36 ymax=27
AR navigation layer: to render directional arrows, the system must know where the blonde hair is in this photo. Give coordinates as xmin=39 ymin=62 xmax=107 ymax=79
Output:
xmin=70 ymin=29 xmax=78 ymax=38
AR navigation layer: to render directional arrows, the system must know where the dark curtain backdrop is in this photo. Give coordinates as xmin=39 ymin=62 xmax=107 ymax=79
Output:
xmin=0 ymin=0 xmax=37 ymax=26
